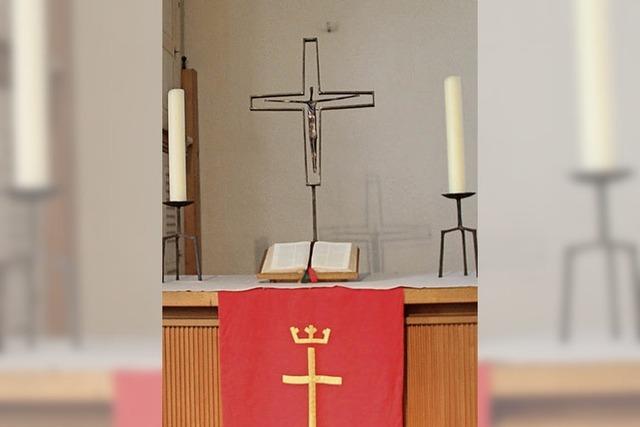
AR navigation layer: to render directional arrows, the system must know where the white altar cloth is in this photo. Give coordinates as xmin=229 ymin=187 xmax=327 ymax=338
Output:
xmin=162 ymin=272 xmax=477 ymax=292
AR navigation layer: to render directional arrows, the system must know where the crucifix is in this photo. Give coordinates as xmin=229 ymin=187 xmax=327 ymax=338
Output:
xmin=250 ymin=37 xmax=375 ymax=241
xmin=283 ymin=325 xmax=342 ymax=427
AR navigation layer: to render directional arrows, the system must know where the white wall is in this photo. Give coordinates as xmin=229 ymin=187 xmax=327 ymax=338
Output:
xmin=185 ymin=0 xmax=477 ymax=274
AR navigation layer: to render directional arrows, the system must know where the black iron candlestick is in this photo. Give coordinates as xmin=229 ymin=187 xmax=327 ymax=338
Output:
xmin=162 ymin=201 xmax=202 ymax=282
xmin=13 ymin=188 xmax=52 ymax=348
xmin=438 ymin=192 xmax=478 ymax=277
xmin=560 ymin=169 xmax=640 ymax=341
xmin=4 ymin=187 xmax=82 ymax=348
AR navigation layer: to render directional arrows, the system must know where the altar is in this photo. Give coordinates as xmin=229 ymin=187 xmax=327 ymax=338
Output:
xmin=162 ymin=274 xmax=477 ymax=426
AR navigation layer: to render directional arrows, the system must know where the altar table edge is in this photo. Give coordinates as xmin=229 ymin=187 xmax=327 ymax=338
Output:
xmin=163 ymin=287 xmax=478 ymax=328
xmin=163 ymin=286 xmax=477 ymax=308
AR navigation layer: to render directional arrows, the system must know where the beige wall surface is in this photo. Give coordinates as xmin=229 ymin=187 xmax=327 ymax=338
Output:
xmin=185 ymin=0 xmax=477 ymax=274
xmin=480 ymin=0 xmax=640 ymax=342
xmin=73 ymin=0 xmax=161 ymax=337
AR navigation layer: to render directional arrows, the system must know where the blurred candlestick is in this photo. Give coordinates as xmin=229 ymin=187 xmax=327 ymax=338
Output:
xmin=576 ymin=0 xmax=615 ymax=171
xmin=12 ymin=0 xmax=51 ymax=190
xmin=168 ymin=89 xmax=187 ymax=201
xmin=444 ymin=76 xmax=466 ymax=193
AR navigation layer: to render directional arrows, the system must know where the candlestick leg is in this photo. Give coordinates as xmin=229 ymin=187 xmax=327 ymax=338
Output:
xmin=470 ymin=229 xmax=478 ymax=277
xmin=175 ymin=237 xmax=180 ymax=281
xmin=560 ymin=246 xmax=576 ymax=342
xmin=438 ymin=230 xmax=446 ymax=278
xmin=186 ymin=236 xmax=203 ymax=281
xmin=628 ymin=246 xmax=640 ymax=340
xmin=26 ymin=259 xmax=37 ymax=347
xmin=460 ymin=230 xmax=468 ymax=276
xmin=616 ymin=243 xmax=640 ymax=340
xmin=0 ymin=271 xmax=5 ymax=351
xmin=162 ymin=237 xmax=167 ymax=283
xmin=195 ymin=236 xmax=202 ymax=281
xmin=605 ymin=245 xmax=620 ymax=338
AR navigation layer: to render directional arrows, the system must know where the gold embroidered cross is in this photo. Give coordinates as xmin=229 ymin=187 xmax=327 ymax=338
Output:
xmin=283 ymin=325 xmax=342 ymax=427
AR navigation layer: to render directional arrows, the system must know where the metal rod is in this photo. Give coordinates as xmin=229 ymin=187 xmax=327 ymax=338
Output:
xmin=175 ymin=207 xmax=181 ymax=280
xmin=606 ymin=242 xmax=620 ymax=338
xmin=438 ymin=231 xmax=445 ymax=277
xmin=471 ymin=229 xmax=479 ymax=276
xmin=628 ymin=246 xmax=640 ymax=340
xmin=162 ymin=237 xmax=166 ymax=283
xmin=596 ymin=181 xmax=610 ymax=243
xmin=193 ymin=236 xmax=203 ymax=281
xmin=311 ymin=185 xmax=318 ymax=241
xmin=461 ymin=229 xmax=468 ymax=276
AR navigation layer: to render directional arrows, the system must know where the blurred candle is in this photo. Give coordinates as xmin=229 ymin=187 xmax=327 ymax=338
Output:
xmin=12 ymin=0 xmax=51 ymax=190
xmin=576 ymin=0 xmax=614 ymax=171
xmin=444 ymin=76 xmax=466 ymax=193
xmin=168 ymin=89 xmax=187 ymax=201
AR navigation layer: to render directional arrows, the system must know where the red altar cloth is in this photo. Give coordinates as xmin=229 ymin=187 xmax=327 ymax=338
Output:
xmin=219 ymin=287 xmax=404 ymax=427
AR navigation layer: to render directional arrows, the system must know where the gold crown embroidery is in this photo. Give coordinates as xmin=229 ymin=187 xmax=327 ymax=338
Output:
xmin=290 ymin=325 xmax=331 ymax=345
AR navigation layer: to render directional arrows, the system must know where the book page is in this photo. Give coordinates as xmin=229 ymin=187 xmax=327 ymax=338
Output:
xmin=270 ymin=241 xmax=311 ymax=272
xmin=311 ymin=242 xmax=352 ymax=272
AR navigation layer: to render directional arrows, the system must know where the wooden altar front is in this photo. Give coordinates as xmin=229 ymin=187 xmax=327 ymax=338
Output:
xmin=163 ymin=286 xmax=477 ymax=426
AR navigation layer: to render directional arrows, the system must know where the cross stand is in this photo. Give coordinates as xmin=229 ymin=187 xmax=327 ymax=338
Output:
xmin=438 ymin=192 xmax=478 ymax=278
xmin=310 ymin=184 xmax=318 ymax=242
xmin=162 ymin=201 xmax=202 ymax=282
xmin=560 ymin=169 xmax=640 ymax=341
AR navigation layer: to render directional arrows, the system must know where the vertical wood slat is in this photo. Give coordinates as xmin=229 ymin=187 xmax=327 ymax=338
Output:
xmin=164 ymin=322 xmax=476 ymax=426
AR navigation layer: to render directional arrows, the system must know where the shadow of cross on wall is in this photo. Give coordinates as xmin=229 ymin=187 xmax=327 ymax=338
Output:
xmin=319 ymin=175 xmax=431 ymax=274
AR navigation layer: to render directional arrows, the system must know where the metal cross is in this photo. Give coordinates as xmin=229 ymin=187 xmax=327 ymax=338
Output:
xmin=250 ymin=37 xmax=375 ymax=241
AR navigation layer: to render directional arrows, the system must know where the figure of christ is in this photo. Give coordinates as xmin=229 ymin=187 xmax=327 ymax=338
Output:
xmin=264 ymin=87 xmax=361 ymax=174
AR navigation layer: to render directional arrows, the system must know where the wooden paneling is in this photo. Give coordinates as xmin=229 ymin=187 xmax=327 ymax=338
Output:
xmin=163 ymin=289 xmax=477 ymax=426
xmin=405 ymin=323 xmax=477 ymax=426
xmin=164 ymin=326 xmax=222 ymax=427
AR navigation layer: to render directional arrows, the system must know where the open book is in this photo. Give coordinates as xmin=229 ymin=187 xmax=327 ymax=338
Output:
xmin=258 ymin=241 xmax=359 ymax=281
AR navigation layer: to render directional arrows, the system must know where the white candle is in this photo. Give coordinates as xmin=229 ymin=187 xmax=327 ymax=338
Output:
xmin=444 ymin=76 xmax=466 ymax=193
xmin=168 ymin=89 xmax=187 ymax=201
xmin=576 ymin=0 xmax=614 ymax=171
xmin=12 ymin=0 xmax=51 ymax=190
